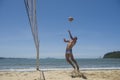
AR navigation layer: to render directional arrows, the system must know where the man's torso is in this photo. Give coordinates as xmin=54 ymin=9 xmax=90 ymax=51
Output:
xmin=66 ymin=40 xmax=76 ymax=50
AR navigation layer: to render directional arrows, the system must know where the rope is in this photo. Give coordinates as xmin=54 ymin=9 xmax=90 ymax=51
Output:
xmin=39 ymin=70 xmax=45 ymax=80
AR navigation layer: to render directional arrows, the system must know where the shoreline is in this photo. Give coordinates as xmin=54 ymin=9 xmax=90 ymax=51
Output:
xmin=0 ymin=67 xmax=120 ymax=72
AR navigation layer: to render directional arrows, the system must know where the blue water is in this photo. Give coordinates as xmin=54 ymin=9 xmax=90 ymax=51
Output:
xmin=0 ymin=58 xmax=120 ymax=71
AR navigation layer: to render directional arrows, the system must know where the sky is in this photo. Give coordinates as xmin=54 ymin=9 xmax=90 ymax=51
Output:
xmin=0 ymin=0 xmax=120 ymax=58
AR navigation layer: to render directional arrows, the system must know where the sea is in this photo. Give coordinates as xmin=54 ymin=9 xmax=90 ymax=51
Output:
xmin=0 ymin=58 xmax=120 ymax=71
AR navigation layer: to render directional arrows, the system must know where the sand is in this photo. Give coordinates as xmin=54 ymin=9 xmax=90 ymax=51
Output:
xmin=0 ymin=70 xmax=120 ymax=80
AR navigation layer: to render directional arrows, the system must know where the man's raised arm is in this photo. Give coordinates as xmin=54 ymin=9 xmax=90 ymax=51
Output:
xmin=68 ymin=30 xmax=73 ymax=40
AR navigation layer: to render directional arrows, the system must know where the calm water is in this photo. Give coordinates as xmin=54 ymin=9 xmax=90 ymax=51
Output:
xmin=0 ymin=58 xmax=120 ymax=71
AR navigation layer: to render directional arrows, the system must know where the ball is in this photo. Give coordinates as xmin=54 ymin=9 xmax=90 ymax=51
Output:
xmin=68 ymin=16 xmax=74 ymax=22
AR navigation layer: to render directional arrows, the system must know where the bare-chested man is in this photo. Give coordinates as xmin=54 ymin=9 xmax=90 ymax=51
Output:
xmin=64 ymin=30 xmax=79 ymax=72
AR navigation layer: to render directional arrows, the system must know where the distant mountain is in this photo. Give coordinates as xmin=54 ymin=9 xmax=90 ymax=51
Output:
xmin=103 ymin=51 xmax=120 ymax=58
xmin=0 ymin=57 xmax=5 ymax=59
xmin=0 ymin=57 xmax=29 ymax=59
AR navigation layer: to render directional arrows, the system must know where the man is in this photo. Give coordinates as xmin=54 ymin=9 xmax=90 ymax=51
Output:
xmin=64 ymin=30 xmax=79 ymax=72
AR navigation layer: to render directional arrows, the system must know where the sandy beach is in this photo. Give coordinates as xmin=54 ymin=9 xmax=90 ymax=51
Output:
xmin=0 ymin=69 xmax=120 ymax=80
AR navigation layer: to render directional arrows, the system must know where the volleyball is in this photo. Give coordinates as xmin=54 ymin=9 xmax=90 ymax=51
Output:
xmin=68 ymin=16 xmax=74 ymax=22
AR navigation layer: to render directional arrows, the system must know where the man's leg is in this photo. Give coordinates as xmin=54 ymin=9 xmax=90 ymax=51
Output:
xmin=70 ymin=54 xmax=87 ymax=79
xmin=65 ymin=54 xmax=76 ymax=69
xmin=71 ymin=54 xmax=79 ymax=71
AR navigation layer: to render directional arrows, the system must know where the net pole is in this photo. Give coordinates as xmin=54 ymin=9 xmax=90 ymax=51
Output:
xmin=24 ymin=0 xmax=40 ymax=71
xmin=34 ymin=0 xmax=40 ymax=71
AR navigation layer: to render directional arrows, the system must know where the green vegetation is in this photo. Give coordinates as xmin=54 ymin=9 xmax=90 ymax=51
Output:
xmin=103 ymin=51 xmax=120 ymax=58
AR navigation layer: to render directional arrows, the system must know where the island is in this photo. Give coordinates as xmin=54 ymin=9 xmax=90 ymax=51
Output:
xmin=103 ymin=51 xmax=120 ymax=58
xmin=0 ymin=57 xmax=5 ymax=59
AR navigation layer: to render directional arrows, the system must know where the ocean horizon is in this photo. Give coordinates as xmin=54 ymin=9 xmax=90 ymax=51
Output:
xmin=0 ymin=58 xmax=120 ymax=71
